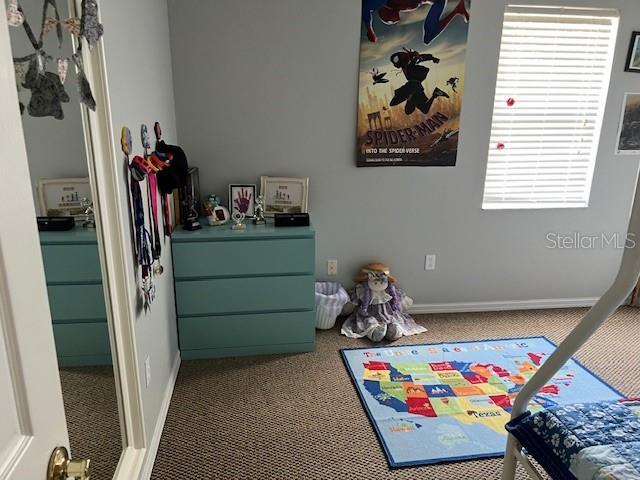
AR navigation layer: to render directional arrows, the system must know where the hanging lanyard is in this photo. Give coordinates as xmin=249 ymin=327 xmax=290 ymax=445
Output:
xmin=121 ymin=127 xmax=140 ymax=263
xmin=148 ymin=173 xmax=162 ymax=259
xmin=140 ymin=124 xmax=164 ymax=277
xmin=130 ymin=178 xmax=151 ymax=268
xmin=131 ymin=177 xmax=155 ymax=309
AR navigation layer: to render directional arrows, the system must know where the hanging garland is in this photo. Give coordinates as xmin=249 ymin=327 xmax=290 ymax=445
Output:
xmin=7 ymin=0 xmax=103 ymax=119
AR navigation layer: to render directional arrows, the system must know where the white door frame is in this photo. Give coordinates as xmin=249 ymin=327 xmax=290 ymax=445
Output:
xmin=68 ymin=1 xmax=151 ymax=477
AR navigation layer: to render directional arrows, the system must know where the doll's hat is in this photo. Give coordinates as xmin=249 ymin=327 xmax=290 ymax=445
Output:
xmin=354 ymin=262 xmax=397 ymax=284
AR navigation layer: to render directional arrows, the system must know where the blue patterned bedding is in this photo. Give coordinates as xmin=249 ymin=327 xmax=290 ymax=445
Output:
xmin=506 ymin=400 xmax=640 ymax=480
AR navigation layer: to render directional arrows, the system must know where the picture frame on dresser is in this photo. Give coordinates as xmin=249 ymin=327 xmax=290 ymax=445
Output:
xmin=229 ymin=183 xmax=256 ymax=218
xmin=37 ymin=177 xmax=92 ymax=219
xmin=260 ymin=176 xmax=309 ymax=217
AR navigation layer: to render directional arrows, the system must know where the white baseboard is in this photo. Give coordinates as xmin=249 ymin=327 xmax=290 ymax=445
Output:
xmin=408 ymin=297 xmax=599 ymax=314
xmin=140 ymin=353 xmax=181 ymax=480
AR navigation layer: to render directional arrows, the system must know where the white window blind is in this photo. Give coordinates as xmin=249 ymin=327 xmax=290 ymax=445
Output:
xmin=482 ymin=6 xmax=619 ymax=210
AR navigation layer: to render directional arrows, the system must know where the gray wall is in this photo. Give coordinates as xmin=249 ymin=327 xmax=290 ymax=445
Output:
xmin=167 ymin=0 xmax=640 ymax=306
xmin=101 ymin=0 xmax=179 ymax=441
xmin=10 ymin=1 xmax=88 ymax=213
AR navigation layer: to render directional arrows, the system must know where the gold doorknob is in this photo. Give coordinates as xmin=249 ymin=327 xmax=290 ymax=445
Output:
xmin=48 ymin=447 xmax=91 ymax=480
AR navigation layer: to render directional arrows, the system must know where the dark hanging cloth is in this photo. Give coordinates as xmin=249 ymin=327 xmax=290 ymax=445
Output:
xmin=155 ymin=141 xmax=189 ymax=195
xmin=26 ymin=71 xmax=70 ymax=119
xmin=23 ymin=54 xmax=69 ymax=119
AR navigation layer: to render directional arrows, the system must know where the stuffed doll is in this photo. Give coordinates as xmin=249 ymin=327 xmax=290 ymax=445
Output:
xmin=341 ymin=263 xmax=426 ymax=342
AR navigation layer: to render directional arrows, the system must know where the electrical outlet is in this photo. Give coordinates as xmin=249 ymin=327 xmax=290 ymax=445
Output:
xmin=144 ymin=356 xmax=151 ymax=388
xmin=425 ymin=254 xmax=436 ymax=271
xmin=327 ymin=259 xmax=338 ymax=276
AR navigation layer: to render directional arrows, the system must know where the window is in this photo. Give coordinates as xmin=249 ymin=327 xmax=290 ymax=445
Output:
xmin=482 ymin=6 xmax=619 ymax=209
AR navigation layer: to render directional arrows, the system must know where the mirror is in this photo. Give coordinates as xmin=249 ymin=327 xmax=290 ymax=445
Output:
xmin=9 ymin=2 xmax=122 ymax=478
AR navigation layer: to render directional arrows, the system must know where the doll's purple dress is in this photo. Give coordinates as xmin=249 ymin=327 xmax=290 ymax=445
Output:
xmin=341 ymin=284 xmax=426 ymax=341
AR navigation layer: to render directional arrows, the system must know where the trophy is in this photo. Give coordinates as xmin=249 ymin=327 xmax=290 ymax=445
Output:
xmin=181 ymin=167 xmax=202 ymax=231
xmin=231 ymin=211 xmax=246 ymax=230
xmin=253 ymin=195 xmax=266 ymax=225
xmin=183 ymin=203 xmax=202 ymax=231
xmin=80 ymin=197 xmax=96 ymax=229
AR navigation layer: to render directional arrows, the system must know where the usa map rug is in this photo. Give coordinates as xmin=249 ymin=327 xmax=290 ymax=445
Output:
xmin=341 ymin=337 xmax=622 ymax=468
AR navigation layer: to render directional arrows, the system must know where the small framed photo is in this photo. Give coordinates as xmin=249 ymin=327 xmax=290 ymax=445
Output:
xmin=228 ymin=184 xmax=256 ymax=218
xmin=625 ymin=32 xmax=640 ymax=73
xmin=615 ymin=93 xmax=640 ymax=155
xmin=260 ymin=176 xmax=309 ymax=217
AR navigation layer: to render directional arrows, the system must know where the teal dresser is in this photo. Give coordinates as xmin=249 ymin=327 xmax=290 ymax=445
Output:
xmin=172 ymin=222 xmax=316 ymax=359
xmin=40 ymin=229 xmax=112 ymax=367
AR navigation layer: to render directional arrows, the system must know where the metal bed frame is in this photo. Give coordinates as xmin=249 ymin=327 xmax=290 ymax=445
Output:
xmin=501 ymin=177 xmax=640 ymax=479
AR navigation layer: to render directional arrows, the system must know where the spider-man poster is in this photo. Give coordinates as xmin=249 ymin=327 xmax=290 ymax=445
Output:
xmin=357 ymin=0 xmax=470 ymax=167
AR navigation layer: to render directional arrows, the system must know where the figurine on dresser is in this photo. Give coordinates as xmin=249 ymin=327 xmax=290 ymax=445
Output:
xmin=341 ymin=263 xmax=426 ymax=342
xmin=204 ymin=194 xmax=230 ymax=226
xmin=253 ymin=194 xmax=266 ymax=225
xmin=80 ymin=197 xmax=95 ymax=228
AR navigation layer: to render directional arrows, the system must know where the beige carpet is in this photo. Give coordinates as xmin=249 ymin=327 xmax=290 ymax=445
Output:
xmin=150 ymin=307 xmax=640 ymax=480
xmin=59 ymin=366 xmax=121 ymax=480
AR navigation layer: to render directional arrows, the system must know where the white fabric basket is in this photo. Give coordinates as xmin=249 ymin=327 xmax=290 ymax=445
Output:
xmin=315 ymin=282 xmax=350 ymax=330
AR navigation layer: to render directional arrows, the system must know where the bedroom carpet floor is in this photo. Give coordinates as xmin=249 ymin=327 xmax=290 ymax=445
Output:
xmin=150 ymin=307 xmax=640 ymax=480
xmin=59 ymin=366 xmax=121 ymax=480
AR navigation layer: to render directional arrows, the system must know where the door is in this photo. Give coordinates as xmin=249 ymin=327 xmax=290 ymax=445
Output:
xmin=0 ymin=2 xmax=70 ymax=478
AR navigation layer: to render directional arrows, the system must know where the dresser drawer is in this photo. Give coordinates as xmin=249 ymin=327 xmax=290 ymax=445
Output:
xmin=41 ymin=244 xmax=102 ymax=284
xmin=48 ymin=284 xmax=107 ymax=323
xmin=172 ymin=238 xmax=314 ymax=279
xmin=53 ymin=322 xmax=111 ymax=357
xmin=179 ymin=311 xmax=315 ymax=350
xmin=176 ymin=275 xmax=314 ymax=316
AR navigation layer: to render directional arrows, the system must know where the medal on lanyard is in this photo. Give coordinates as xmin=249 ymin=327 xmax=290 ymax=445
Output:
xmin=141 ymin=124 xmax=163 ymax=277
